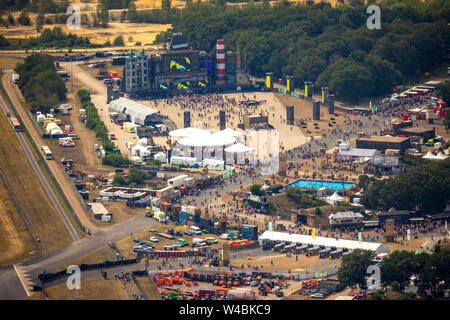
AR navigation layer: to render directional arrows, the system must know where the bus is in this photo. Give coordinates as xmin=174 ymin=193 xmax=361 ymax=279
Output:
xmin=41 ymin=145 xmax=53 ymax=160
xmin=10 ymin=117 xmax=21 ymax=131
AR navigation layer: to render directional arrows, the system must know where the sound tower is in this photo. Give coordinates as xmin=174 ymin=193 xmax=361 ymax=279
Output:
xmin=328 ymin=94 xmax=335 ymax=115
xmin=266 ymin=72 xmax=273 ymax=90
xmin=312 ymin=100 xmax=320 ymax=121
xmin=183 ymin=111 xmax=191 ymax=128
xmin=286 ymin=105 xmax=294 ymax=125
xmin=219 ymin=110 xmax=226 ymax=130
xmin=286 ymin=76 xmax=294 ymax=93
xmin=321 ymin=87 xmax=329 ymax=103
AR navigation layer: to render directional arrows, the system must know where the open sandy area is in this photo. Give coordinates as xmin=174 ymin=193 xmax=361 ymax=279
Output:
xmin=231 ymin=253 xmax=319 ymax=272
xmin=141 ymin=91 xmax=311 ymax=151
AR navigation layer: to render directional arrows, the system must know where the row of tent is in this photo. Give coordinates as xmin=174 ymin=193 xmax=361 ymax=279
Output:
xmin=422 ymin=151 xmax=448 ymax=160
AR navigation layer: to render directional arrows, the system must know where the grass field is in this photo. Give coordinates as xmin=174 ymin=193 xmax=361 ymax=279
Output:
xmin=0 ymin=80 xmax=72 ymax=257
xmin=0 ymin=171 xmax=35 ymax=265
xmin=31 ymin=279 xmax=130 ymax=300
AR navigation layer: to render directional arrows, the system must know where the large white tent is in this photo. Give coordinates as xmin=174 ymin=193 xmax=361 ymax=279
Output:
xmin=178 ymin=134 xmax=236 ymax=147
xmin=169 ymin=127 xmax=210 ymax=138
xmin=224 ymin=143 xmax=254 ymax=153
xmin=259 ymin=231 xmax=385 ymax=252
xmin=108 ymin=97 xmax=160 ymax=126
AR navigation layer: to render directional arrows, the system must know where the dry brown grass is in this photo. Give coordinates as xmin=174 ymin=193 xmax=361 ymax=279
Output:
xmin=31 ymin=279 xmax=130 ymax=300
xmin=384 ymin=238 xmax=427 ymax=252
xmin=0 ymin=178 xmax=35 ymax=266
xmin=0 ymin=88 xmax=72 ymax=256
xmin=231 ymin=253 xmax=319 ymax=272
xmin=0 ymin=57 xmax=23 ymax=70
xmin=1 ymin=21 xmax=170 ymax=48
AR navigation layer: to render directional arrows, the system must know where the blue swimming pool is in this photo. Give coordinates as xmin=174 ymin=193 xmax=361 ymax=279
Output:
xmin=287 ymin=179 xmax=355 ymax=191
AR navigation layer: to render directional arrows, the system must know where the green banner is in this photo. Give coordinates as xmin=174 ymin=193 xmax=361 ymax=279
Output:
xmin=292 ymin=92 xmax=299 ymax=97
xmin=222 ymin=168 xmax=234 ymax=178
xmin=279 ymin=88 xmax=286 ymax=94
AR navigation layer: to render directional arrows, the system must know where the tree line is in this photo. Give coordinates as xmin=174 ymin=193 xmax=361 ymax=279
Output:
xmin=338 ymin=247 xmax=450 ymax=298
xmin=142 ymin=0 xmax=449 ymax=102
xmin=360 ymin=158 xmax=450 ymax=215
xmin=14 ymin=54 xmax=67 ymax=110
xmin=77 ymin=89 xmax=132 ymax=167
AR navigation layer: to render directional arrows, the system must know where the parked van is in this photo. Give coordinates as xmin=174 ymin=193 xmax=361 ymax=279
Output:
xmin=189 ymin=226 xmax=201 ymax=232
xmin=220 ymin=233 xmax=231 ymax=240
xmin=192 ymin=238 xmax=206 ymax=247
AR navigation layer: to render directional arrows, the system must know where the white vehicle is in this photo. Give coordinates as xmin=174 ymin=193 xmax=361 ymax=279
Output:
xmin=189 ymin=225 xmax=201 ymax=232
xmin=192 ymin=238 xmax=206 ymax=246
xmin=12 ymin=74 xmax=19 ymax=84
xmin=372 ymin=252 xmax=389 ymax=264
xmin=149 ymin=236 xmax=158 ymax=242
xmin=167 ymin=174 xmax=189 ymax=188
xmin=219 ymin=233 xmax=231 ymax=240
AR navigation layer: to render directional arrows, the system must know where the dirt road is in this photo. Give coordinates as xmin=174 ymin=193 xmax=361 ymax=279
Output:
xmin=2 ymin=69 xmax=101 ymax=234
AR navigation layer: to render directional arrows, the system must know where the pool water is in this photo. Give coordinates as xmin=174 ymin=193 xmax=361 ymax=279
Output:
xmin=288 ymin=179 xmax=355 ymax=191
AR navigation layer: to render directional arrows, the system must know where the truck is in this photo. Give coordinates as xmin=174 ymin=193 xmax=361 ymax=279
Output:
xmin=167 ymin=174 xmax=189 ymax=188
xmin=12 ymin=73 xmax=19 ymax=84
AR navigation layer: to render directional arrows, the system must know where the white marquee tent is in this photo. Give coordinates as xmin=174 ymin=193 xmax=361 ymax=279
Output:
xmin=169 ymin=127 xmax=211 ymax=138
xmin=436 ymin=151 xmax=448 ymax=160
xmin=224 ymin=143 xmax=254 ymax=153
xmin=325 ymin=192 xmax=344 ymax=205
xmin=215 ymin=128 xmax=244 ymax=138
xmin=259 ymin=231 xmax=385 ymax=252
xmin=178 ymin=134 xmax=236 ymax=147
xmin=422 ymin=151 xmax=438 ymax=160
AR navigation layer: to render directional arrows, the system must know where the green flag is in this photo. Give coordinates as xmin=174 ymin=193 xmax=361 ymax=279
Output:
xmin=358 ymin=232 xmax=362 ymax=243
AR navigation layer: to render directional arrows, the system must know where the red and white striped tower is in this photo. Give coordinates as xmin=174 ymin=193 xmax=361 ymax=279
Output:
xmin=216 ymin=39 xmax=226 ymax=83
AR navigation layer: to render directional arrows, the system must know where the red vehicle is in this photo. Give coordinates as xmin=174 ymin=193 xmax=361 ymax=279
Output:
xmin=229 ymin=239 xmax=250 ymax=247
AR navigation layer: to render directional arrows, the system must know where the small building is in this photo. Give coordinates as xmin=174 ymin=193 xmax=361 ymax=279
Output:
xmin=396 ymin=127 xmax=435 ymax=142
xmin=329 ymin=211 xmax=364 ymax=228
xmin=243 ymin=114 xmax=268 ymax=129
xmin=378 ymin=207 xmax=411 ymax=226
xmin=365 ymin=156 xmax=405 ymax=176
xmin=87 ymin=202 xmax=111 ymax=220
xmin=338 ymin=141 xmax=379 ymax=163
xmin=356 ymin=135 xmax=411 ymax=152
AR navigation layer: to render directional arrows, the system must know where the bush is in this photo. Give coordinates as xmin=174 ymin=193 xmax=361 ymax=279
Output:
xmin=391 ymin=281 xmax=401 ymax=292
xmin=113 ymin=174 xmax=128 ymax=186
xmin=314 ymin=207 xmax=322 ymax=215
xmin=102 ymin=152 xmax=132 ymax=167
xmin=113 ymin=35 xmax=124 ymax=46
xmin=249 ymin=183 xmax=264 ymax=197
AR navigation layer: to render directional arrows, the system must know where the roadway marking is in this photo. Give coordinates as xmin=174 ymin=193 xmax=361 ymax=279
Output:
xmin=13 ymin=264 xmax=32 ymax=298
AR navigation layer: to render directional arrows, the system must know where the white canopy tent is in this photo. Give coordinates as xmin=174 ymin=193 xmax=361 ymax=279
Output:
xmin=325 ymin=192 xmax=344 ymax=205
xmin=422 ymin=151 xmax=438 ymax=160
xmin=436 ymin=151 xmax=448 ymax=160
xmin=224 ymin=143 xmax=254 ymax=153
xmin=215 ymin=128 xmax=244 ymax=138
xmin=169 ymin=127 xmax=211 ymax=138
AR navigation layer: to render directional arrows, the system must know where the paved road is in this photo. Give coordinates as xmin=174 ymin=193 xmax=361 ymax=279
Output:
xmin=18 ymin=213 xmax=157 ymax=286
xmin=0 ymin=266 xmax=28 ymax=300
xmin=0 ymin=80 xmax=80 ymax=243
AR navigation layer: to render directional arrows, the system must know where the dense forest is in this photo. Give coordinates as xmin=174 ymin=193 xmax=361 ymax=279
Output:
xmin=132 ymin=0 xmax=449 ymax=102
xmin=360 ymin=158 xmax=450 ymax=214
xmin=14 ymin=53 xmax=67 ymax=110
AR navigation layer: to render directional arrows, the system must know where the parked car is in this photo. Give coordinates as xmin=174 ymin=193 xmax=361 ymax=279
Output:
xmin=205 ymin=237 xmax=218 ymax=244
xmin=193 ymin=230 xmax=202 ymax=236
xmin=150 ymin=236 xmax=158 ymax=242
xmin=250 ymin=281 xmax=259 ymax=287
xmin=173 ymin=243 xmax=183 ymax=248
xmin=311 ymin=293 xmax=325 ymax=299
xmin=133 ymin=238 xmax=141 ymax=243
xmin=184 ymin=230 xmax=193 ymax=236
xmin=219 ymin=233 xmax=231 ymax=240
xmin=133 ymin=246 xmax=143 ymax=253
